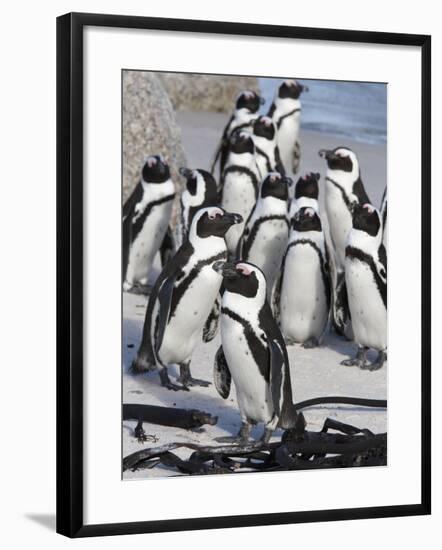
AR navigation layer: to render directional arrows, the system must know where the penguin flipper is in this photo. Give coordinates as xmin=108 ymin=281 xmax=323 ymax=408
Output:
xmin=269 ymin=339 xmax=298 ymax=430
xmin=122 ymin=182 xmax=144 ymax=282
xmin=159 ymin=226 xmax=176 ymax=268
xmin=155 ymin=274 xmax=177 ymax=354
xmin=202 ymin=296 xmax=220 ymax=343
xmin=213 ymin=346 xmax=231 ymax=399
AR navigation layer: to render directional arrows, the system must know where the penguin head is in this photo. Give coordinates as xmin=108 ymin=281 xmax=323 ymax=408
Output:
xmin=229 ymin=131 xmax=255 ymax=155
xmin=192 ymin=207 xmax=243 ymax=240
xmin=253 ymin=116 xmax=276 ymax=140
xmin=278 ymin=79 xmax=308 ymax=100
xmin=292 ymin=207 xmax=322 ymax=232
xmin=142 ymin=154 xmax=170 ymax=183
xmin=351 ymin=203 xmax=381 ymax=237
xmin=179 ymin=167 xmax=218 ymax=202
xmin=295 ymin=172 xmax=320 ymax=200
xmin=318 ymin=147 xmax=359 ymax=173
xmin=212 ymin=260 xmax=266 ymax=300
xmin=261 ymin=172 xmax=292 ymax=201
xmin=235 ymin=90 xmax=264 ymax=114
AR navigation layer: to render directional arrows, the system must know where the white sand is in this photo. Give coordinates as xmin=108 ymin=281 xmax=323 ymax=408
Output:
xmin=123 ymin=111 xmax=387 ymax=479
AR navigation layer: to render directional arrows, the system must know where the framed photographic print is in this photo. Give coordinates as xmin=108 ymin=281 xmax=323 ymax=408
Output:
xmin=56 ymin=12 xmax=431 ymax=537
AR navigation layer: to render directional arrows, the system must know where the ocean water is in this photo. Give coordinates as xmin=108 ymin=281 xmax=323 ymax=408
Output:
xmin=259 ymin=77 xmax=387 ymax=145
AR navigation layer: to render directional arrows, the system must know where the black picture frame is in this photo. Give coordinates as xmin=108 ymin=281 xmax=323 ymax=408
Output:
xmin=56 ymin=12 xmax=431 ymax=538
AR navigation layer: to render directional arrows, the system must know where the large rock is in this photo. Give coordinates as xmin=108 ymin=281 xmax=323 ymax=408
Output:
xmin=122 ymin=71 xmax=187 ymax=219
xmin=157 ymin=73 xmax=260 ymax=113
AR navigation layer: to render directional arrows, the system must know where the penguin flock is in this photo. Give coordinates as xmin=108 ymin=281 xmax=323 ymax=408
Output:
xmin=123 ymin=79 xmax=388 ymax=444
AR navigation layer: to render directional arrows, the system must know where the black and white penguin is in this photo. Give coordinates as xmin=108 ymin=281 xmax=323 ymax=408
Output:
xmin=288 ymin=171 xmax=320 ymax=219
xmin=211 ymin=90 xmax=264 ymax=179
xmin=123 ymin=155 xmax=175 ymax=292
xmin=275 ymin=207 xmax=330 ymax=348
xmin=252 ymin=116 xmax=285 ymax=179
xmin=318 ymin=147 xmax=371 ymax=336
xmin=238 ymin=172 xmax=291 ymax=299
xmin=268 ymin=79 xmax=308 ymax=175
xmin=381 ymin=186 xmax=387 ymax=248
xmin=341 ymin=203 xmax=387 ymax=370
xmin=212 ymin=260 xmax=298 ymax=443
xmin=132 ymin=207 xmax=242 ymax=390
xmin=177 ymin=167 xmax=219 ymax=247
xmin=220 ymin=131 xmax=261 ymax=256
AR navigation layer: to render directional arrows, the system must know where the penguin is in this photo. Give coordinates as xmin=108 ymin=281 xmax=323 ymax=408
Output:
xmin=238 ymin=172 xmax=291 ymax=300
xmin=211 ymin=90 xmax=264 ymax=180
xmin=177 ymin=167 xmax=219 ymax=247
xmin=268 ymin=79 xmax=308 ymax=175
xmin=220 ymin=131 xmax=261 ymax=257
xmin=381 ymin=186 xmax=387 ymax=248
xmin=275 ymin=207 xmax=330 ymax=348
xmin=341 ymin=203 xmax=387 ymax=370
xmin=288 ymin=171 xmax=320 ymax=219
xmin=212 ymin=260 xmax=298 ymax=443
xmin=123 ymin=155 xmax=175 ymax=293
xmin=318 ymin=147 xmax=371 ymax=337
xmin=251 ymin=116 xmax=285 ymax=179
xmin=132 ymin=207 xmax=242 ymax=391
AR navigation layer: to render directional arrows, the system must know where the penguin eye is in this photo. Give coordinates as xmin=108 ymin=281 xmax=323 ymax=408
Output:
xmin=209 ymin=211 xmax=223 ymax=220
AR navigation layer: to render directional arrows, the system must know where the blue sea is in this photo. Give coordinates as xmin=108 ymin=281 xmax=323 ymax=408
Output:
xmin=259 ymin=78 xmax=387 ymax=145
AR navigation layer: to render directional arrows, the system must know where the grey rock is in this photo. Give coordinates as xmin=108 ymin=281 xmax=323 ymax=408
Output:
xmin=122 ymin=71 xmax=187 ymax=223
xmin=157 ymin=73 xmax=260 ymax=113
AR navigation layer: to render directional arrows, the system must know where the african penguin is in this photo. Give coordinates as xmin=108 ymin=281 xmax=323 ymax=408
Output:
xmin=318 ymin=147 xmax=371 ymax=337
xmin=177 ymin=167 xmax=219 ymax=247
xmin=268 ymin=79 xmax=307 ymax=175
xmin=252 ymin=116 xmax=285 ymax=179
xmin=220 ymin=131 xmax=261 ymax=257
xmin=212 ymin=260 xmax=298 ymax=443
xmin=341 ymin=203 xmax=387 ymax=371
xmin=123 ymin=155 xmax=175 ymax=293
xmin=132 ymin=207 xmax=242 ymax=391
xmin=289 ymin=171 xmax=320 ymax=219
xmin=381 ymin=186 xmax=387 ymax=248
xmin=238 ymin=172 xmax=291 ymax=300
xmin=211 ymin=90 xmax=264 ymax=180
xmin=275 ymin=207 xmax=330 ymax=348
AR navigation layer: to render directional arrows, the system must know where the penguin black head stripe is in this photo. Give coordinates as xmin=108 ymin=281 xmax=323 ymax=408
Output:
xmin=253 ymin=116 xmax=276 ymax=140
xmin=278 ymin=79 xmax=308 ymax=100
xmin=235 ymin=90 xmax=264 ymax=113
xmin=195 ymin=207 xmax=243 ymax=239
xmin=213 ymin=260 xmax=261 ymax=298
xmin=295 ymin=172 xmax=320 ymax=200
xmin=292 ymin=207 xmax=322 ymax=232
xmin=352 ymin=203 xmax=381 ymax=236
xmin=179 ymin=167 xmax=218 ymax=199
xmin=229 ymin=131 xmax=255 ymax=155
xmin=261 ymin=172 xmax=292 ymax=201
xmin=142 ymin=154 xmax=170 ymax=183
xmin=318 ymin=147 xmax=355 ymax=172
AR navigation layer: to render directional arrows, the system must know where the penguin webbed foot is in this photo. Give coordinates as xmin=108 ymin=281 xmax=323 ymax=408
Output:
xmin=134 ymin=420 xmax=159 ymax=444
xmin=361 ymin=350 xmax=387 ymax=371
xmin=215 ymin=422 xmax=251 ymax=445
xmin=302 ymin=337 xmax=319 ymax=349
xmin=159 ymin=368 xmax=189 ymax=392
xmin=125 ymin=283 xmax=152 ymax=296
xmin=177 ymin=363 xmax=211 ymax=388
xmin=340 ymin=346 xmax=369 ymax=368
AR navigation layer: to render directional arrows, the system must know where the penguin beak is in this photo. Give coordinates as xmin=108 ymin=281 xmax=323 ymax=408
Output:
xmin=179 ymin=167 xmax=193 ymax=179
xmin=223 ymin=212 xmax=243 ymax=226
xmin=318 ymin=149 xmax=337 ymax=161
xmin=212 ymin=261 xmax=238 ymax=278
xmin=282 ymin=176 xmax=294 ymax=187
xmin=300 ymin=84 xmax=309 ymax=93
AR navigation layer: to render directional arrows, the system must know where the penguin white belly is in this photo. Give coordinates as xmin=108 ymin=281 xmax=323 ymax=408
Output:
xmin=222 ymin=173 xmax=256 ymax=255
xmin=280 ymin=245 xmax=328 ymax=341
xmin=221 ymin=316 xmax=274 ymax=423
xmin=126 ymin=203 xmax=172 ymax=285
xmin=246 ymin=220 xmax=288 ymax=294
xmin=277 ymin=116 xmax=300 ymax=172
xmin=159 ymin=266 xmax=222 ymax=364
xmin=325 ymin=186 xmax=352 ymax=269
xmin=346 ymin=259 xmax=387 ymax=351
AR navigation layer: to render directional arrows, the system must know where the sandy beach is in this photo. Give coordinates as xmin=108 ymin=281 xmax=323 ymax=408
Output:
xmin=122 ymin=110 xmax=387 ymax=480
